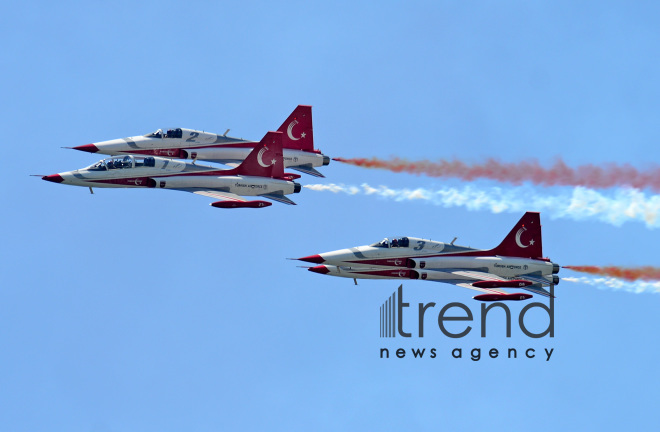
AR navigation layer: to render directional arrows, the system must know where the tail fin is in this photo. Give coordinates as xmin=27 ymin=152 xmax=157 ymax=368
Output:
xmin=277 ymin=105 xmax=314 ymax=151
xmin=235 ymin=131 xmax=284 ymax=178
xmin=490 ymin=212 xmax=544 ymax=259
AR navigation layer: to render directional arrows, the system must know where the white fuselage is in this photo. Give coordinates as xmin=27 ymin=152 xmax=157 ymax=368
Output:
xmin=52 ymin=155 xmax=297 ymax=197
xmin=90 ymin=129 xmax=327 ymax=169
xmin=307 ymin=238 xmax=556 ymax=282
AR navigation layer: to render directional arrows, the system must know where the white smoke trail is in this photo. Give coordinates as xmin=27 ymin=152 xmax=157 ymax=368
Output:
xmin=303 ymin=183 xmax=660 ymax=228
xmin=563 ymin=276 xmax=660 ymax=294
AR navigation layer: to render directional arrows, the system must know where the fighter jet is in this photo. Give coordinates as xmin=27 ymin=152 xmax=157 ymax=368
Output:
xmin=43 ymin=131 xmax=302 ymax=208
xmin=69 ymin=105 xmax=330 ymax=178
xmin=297 ymin=212 xmax=560 ymax=301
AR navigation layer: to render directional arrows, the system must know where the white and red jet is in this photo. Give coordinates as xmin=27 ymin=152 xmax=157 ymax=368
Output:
xmin=70 ymin=105 xmax=330 ymax=178
xmin=297 ymin=212 xmax=560 ymax=301
xmin=43 ymin=131 xmax=302 ymax=208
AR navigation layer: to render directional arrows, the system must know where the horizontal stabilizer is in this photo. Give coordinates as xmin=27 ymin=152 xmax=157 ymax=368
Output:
xmin=261 ymin=192 xmax=296 ymax=205
xmin=521 ymin=286 xmax=555 ymax=298
xmin=289 ymin=164 xmax=325 ymax=178
xmin=518 ymin=274 xmax=553 ymax=286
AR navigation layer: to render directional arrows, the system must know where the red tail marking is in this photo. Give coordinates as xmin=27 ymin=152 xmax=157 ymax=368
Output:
xmin=233 ymin=131 xmax=284 ymax=178
xmin=277 ymin=105 xmax=314 ymax=151
xmin=489 ymin=211 xmax=544 ymax=259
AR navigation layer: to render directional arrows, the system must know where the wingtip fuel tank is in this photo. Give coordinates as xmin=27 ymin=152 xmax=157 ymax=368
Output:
xmin=473 ymin=293 xmax=533 ymax=302
xmin=211 ymin=200 xmax=272 ymax=209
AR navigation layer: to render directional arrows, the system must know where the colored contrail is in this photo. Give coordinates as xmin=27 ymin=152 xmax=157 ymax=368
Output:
xmin=563 ymin=277 xmax=660 ymax=294
xmin=333 ymin=157 xmax=660 ymax=192
xmin=303 ymin=183 xmax=660 ymax=228
xmin=563 ymin=266 xmax=660 ymax=281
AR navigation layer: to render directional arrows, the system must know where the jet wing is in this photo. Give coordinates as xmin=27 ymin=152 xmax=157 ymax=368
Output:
xmin=175 ymin=188 xmax=295 ymax=206
xmin=288 ymin=164 xmax=325 ymax=178
xmin=199 ymin=160 xmax=324 ymax=177
xmin=520 ymin=286 xmax=554 ymax=298
xmin=433 ymin=269 xmax=555 ymax=298
xmin=451 ymin=270 xmax=509 ymax=281
xmin=201 ymin=159 xmax=242 ymax=168
xmin=434 ymin=270 xmax=509 ymax=295
xmin=192 ymin=190 xmax=247 ymax=202
xmin=452 ymin=282 xmax=508 ymax=295
xmin=180 ymin=189 xmax=271 ymax=208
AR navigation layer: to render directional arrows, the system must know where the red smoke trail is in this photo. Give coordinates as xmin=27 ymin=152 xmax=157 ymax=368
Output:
xmin=563 ymin=266 xmax=660 ymax=281
xmin=333 ymin=157 xmax=660 ymax=192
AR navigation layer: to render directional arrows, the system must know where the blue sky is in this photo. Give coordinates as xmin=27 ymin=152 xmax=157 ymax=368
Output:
xmin=2 ymin=1 xmax=659 ymax=430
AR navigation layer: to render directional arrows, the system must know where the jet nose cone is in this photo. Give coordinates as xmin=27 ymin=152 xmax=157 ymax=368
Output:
xmin=308 ymin=265 xmax=330 ymax=274
xmin=42 ymin=174 xmax=64 ymax=183
xmin=298 ymin=254 xmax=325 ymax=264
xmin=72 ymin=144 xmax=99 ymax=153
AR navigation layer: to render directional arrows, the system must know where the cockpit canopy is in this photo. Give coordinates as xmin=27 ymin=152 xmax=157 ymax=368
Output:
xmin=144 ymin=129 xmax=163 ymax=138
xmin=144 ymin=128 xmax=183 ymax=139
xmin=370 ymin=237 xmax=410 ymax=248
xmin=87 ymin=155 xmax=156 ymax=171
xmin=166 ymin=128 xmax=183 ymax=138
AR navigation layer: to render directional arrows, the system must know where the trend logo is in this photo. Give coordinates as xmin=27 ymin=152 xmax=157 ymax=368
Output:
xmin=380 ymin=285 xmax=555 ymax=340
xmin=380 ymin=289 xmax=397 ymax=338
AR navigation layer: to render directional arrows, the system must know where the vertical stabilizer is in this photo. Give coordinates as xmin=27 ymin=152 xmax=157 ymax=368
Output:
xmin=490 ymin=212 xmax=544 ymax=259
xmin=277 ymin=105 xmax=314 ymax=151
xmin=235 ymin=131 xmax=284 ymax=178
